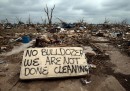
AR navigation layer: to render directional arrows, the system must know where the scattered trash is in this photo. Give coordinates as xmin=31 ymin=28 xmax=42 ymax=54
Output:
xmin=0 ymin=60 xmax=5 ymax=64
xmin=80 ymin=78 xmax=91 ymax=85
xmin=125 ymin=79 xmax=128 ymax=82
xmin=22 ymin=35 xmax=31 ymax=43
xmin=89 ymin=64 xmax=96 ymax=68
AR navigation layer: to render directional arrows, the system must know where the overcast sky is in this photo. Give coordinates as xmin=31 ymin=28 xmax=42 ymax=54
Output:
xmin=0 ymin=0 xmax=130 ymax=24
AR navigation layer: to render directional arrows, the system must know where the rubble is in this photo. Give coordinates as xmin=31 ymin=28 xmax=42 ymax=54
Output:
xmin=80 ymin=78 xmax=91 ymax=85
xmin=0 ymin=20 xmax=130 ymax=91
xmin=0 ymin=72 xmax=6 ymax=77
xmin=0 ymin=60 xmax=5 ymax=64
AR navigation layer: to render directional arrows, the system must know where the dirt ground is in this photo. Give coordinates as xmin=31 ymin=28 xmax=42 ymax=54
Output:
xmin=0 ymin=37 xmax=130 ymax=91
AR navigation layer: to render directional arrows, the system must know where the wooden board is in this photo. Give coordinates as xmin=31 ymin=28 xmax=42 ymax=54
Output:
xmin=20 ymin=47 xmax=89 ymax=80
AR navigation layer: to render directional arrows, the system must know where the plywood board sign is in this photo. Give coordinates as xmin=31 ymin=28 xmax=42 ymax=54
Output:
xmin=20 ymin=47 xmax=89 ymax=80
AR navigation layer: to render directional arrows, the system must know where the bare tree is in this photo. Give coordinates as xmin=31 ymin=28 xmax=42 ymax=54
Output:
xmin=41 ymin=17 xmax=46 ymax=24
xmin=104 ymin=18 xmax=110 ymax=24
xmin=79 ymin=18 xmax=84 ymax=24
xmin=16 ymin=17 xmax=24 ymax=25
xmin=121 ymin=19 xmax=127 ymax=25
xmin=1 ymin=19 xmax=6 ymax=24
xmin=6 ymin=18 xmax=9 ymax=23
xmin=120 ymin=19 xmax=128 ymax=32
xmin=57 ymin=17 xmax=66 ymax=23
xmin=44 ymin=4 xmax=55 ymax=25
xmin=28 ymin=14 xmax=31 ymax=25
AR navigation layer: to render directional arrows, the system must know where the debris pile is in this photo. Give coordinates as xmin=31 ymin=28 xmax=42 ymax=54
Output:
xmin=1 ymin=20 xmax=130 ymax=91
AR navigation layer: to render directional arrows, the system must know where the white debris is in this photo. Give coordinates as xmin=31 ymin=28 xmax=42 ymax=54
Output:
xmin=1 ymin=40 xmax=35 ymax=56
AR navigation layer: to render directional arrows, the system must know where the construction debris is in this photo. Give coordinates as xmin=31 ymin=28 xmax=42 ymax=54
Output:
xmin=1 ymin=19 xmax=130 ymax=91
xmin=80 ymin=78 xmax=91 ymax=85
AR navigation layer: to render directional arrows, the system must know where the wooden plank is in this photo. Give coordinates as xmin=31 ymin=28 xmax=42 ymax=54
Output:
xmin=20 ymin=47 xmax=89 ymax=80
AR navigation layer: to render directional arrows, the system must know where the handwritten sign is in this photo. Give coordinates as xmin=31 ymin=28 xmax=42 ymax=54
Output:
xmin=20 ymin=47 xmax=89 ymax=80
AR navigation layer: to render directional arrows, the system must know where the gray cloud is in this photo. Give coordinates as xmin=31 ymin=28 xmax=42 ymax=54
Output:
xmin=0 ymin=0 xmax=130 ymax=24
